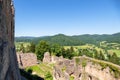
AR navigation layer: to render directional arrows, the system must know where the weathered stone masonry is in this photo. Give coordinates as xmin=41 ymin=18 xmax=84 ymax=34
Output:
xmin=0 ymin=0 xmax=21 ymax=80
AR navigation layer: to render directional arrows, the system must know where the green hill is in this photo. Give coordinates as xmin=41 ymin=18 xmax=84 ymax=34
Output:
xmin=15 ymin=32 xmax=120 ymax=46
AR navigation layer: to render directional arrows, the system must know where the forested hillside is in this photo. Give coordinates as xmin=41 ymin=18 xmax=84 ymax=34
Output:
xmin=15 ymin=32 xmax=120 ymax=46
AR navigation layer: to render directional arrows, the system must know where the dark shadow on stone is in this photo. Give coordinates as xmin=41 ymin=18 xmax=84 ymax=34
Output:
xmin=89 ymin=75 xmax=92 ymax=80
xmin=20 ymin=69 xmax=44 ymax=80
xmin=27 ymin=69 xmax=33 ymax=74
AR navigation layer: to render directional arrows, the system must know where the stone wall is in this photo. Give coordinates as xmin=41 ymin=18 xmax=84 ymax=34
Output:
xmin=0 ymin=0 xmax=21 ymax=80
xmin=43 ymin=52 xmax=63 ymax=63
xmin=17 ymin=53 xmax=38 ymax=68
xmin=53 ymin=56 xmax=120 ymax=80
xmin=43 ymin=52 xmax=120 ymax=80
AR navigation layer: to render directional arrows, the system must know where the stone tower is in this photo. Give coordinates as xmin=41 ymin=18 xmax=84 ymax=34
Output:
xmin=0 ymin=0 xmax=21 ymax=80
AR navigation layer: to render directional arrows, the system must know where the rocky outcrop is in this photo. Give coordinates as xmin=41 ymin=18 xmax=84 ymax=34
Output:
xmin=43 ymin=52 xmax=63 ymax=63
xmin=43 ymin=52 xmax=51 ymax=63
xmin=0 ymin=0 xmax=21 ymax=80
xmin=17 ymin=53 xmax=38 ymax=68
xmin=53 ymin=56 xmax=120 ymax=80
xmin=51 ymin=56 xmax=63 ymax=63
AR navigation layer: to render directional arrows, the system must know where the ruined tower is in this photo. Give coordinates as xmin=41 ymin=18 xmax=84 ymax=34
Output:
xmin=0 ymin=0 xmax=21 ymax=80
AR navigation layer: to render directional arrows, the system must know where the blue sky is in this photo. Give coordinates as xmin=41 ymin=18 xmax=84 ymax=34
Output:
xmin=14 ymin=0 xmax=120 ymax=37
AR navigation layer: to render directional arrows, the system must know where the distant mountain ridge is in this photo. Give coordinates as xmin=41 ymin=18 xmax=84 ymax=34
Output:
xmin=15 ymin=32 xmax=120 ymax=46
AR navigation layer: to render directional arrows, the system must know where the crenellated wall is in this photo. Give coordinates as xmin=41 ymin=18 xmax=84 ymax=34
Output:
xmin=0 ymin=0 xmax=21 ymax=80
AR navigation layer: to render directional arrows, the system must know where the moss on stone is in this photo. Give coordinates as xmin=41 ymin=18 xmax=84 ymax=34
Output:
xmin=75 ymin=58 xmax=80 ymax=65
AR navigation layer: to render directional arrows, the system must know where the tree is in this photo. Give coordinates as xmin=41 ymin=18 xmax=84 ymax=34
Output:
xmin=104 ymin=49 xmax=109 ymax=61
xmin=94 ymin=50 xmax=99 ymax=59
xmin=29 ymin=42 xmax=35 ymax=53
xmin=111 ymin=52 xmax=119 ymax=64
xmin=19 ymin=43 xmax=25 ymax=53
xmin=50 ymin=43 xmax=62 ymax=56
xmin=63 ymin=48 xmax=74 ymax=59
xmin=25 ymin=45 xmax=30 ymax=53
xmin=99 ymin=51 xmax=105 ymax=60
xmin=70 ymin=46 xmax=74 ymax=53
xmin=61 ymin=47 xmax=66 ymax=57
xmin=78 ymin=49 xmax=83 ymax=56
xmin=35 ymin=41 xmax=50 ymax=60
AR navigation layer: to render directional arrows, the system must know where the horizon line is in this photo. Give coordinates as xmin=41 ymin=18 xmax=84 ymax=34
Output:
xmin=15 ymin=32 xmax=120 ymax=37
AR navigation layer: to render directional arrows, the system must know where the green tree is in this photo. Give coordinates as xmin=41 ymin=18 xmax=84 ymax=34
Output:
xmin=35 ymin=41 xmax=50 ymax=60
xmin=29 ymin=42 xmax=35 ymax=53
xmin=50 ymin=43 xmax=62 ymax=56
xmin=70 ymin=46 xmax=74 ymax=53
xmin=61 ymin=47 xmax=66 ymax=57
xmin=25 ymin=45 xmax=30 ymax=53
xmin=63 ymin=48 xmax=74 ymax=59
xmin=20 ymin=43 xmax=25 ymax=53
xmin=94 ymin=50 xmax=99 ymax=59
xmin=104 ymin=49 xmax=109 ymax=61
xmin=111 ymin=52 xmax=119 ymax=64
xmin=99 ymin=51 xmax=105 ymax=60
xmin=78 ymin=49 xmax=83 ymax=56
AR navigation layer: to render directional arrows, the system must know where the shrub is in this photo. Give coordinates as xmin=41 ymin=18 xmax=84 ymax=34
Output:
xmin=70 ymin=76 xmax=74 ymax=80
xmin=45 ymin=72 xmax=53 ymax=80
xmin=82 ymin=60 xmax=87 ymax=67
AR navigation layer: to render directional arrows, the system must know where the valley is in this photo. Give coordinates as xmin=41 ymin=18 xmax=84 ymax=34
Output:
xmin=15 ymin=33 xmax=120 ymax=80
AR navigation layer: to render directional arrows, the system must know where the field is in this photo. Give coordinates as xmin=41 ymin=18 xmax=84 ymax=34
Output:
xmin=108 ymin=49 xmax=120 ymax=57
xmin=64 ymin=44 xmax=102 ymax=51
xmin=64 ymin=42 xmax=120 ymax=57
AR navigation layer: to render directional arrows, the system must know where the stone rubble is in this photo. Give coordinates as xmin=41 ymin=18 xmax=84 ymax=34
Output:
xmin=17 ymin=52 xmax=38 ymax=68
xmin=43 ymin=53 xmax=120 ymax=80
